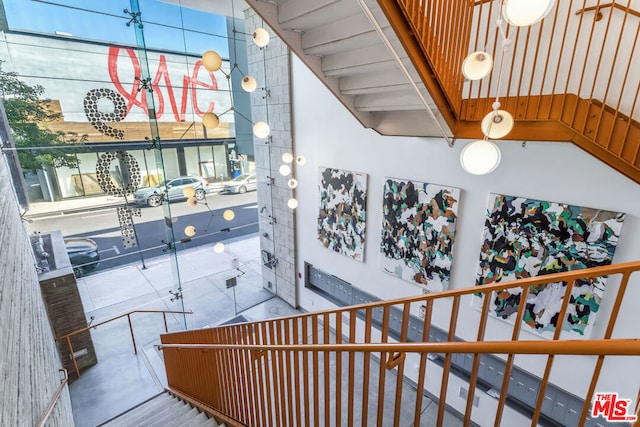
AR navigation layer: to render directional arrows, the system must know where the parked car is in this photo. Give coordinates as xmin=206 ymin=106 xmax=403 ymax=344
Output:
xmin=222 ymin=173 xmax=257 ymax=194
xmin=64 ymin=237 xmax=100 ymax=277
xmin=133 ymin=176 xmax=210 ymax=207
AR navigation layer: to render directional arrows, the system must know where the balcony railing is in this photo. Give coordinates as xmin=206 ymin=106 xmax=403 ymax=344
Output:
xmin=56 ymin=309 xmax=192 ymax=378
xmin=377 ymin=0 xmax=640 ymax=184
xmin=158 ymin=260 xmax=640 ymax=426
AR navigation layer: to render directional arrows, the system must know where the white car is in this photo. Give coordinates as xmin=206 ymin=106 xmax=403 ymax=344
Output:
xmin=133 ymin=176 xmax=210 ymax=206
xmin=223 ymin=174 xmax=257 ymax=194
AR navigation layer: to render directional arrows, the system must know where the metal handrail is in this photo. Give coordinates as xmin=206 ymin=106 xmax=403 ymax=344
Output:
xmin=576 ymin=3 xmax=640 ymax=19
xmin=158 ymin=260 xmax=640 ymax=427
xmin=163 ymin=259 xmax=640 ymax=328
xmin=56 ymin=309 xmax=193 ymax=378
xmin=37 ymin=368 xmax=68 ymax=427
xmin=157 ymin=338 xmax=640 ymax=356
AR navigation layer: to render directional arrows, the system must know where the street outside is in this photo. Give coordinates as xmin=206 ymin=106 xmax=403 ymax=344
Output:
xmin=26 ymin=190 xmax=258 ymax=276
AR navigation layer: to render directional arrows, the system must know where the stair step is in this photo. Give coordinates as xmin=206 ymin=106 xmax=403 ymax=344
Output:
xmin=101 ymin=394 xmax=174 ymax=427
xmin=160 ymin=405 xmax=199 ymax=426
xmin=101 ymin=392 xmax=220 ymax=427
xmin=178 ymin=410 xmax=215 ymax=427
xmin=137 ymin=397 xmax=187 ymax=426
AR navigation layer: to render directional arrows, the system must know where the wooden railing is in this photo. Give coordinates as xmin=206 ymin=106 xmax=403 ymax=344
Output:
xmin=56 ymin=309 xmax=192 ymax=378
xmin=159 ymin=261 xmax=640 ymax=426
xmin=377 ymin=0 xmax=640 ymax=184
xmin=37 ymin=368 xmax=68 ymax=427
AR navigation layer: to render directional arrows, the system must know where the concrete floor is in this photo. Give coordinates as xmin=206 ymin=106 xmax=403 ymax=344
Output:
xmin=69 ymin=233 xmax=462 ymax=427
xmin=70 ymin=233 xmax=293 ymax=426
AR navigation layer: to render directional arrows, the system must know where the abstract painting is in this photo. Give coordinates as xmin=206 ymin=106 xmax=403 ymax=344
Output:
xmin=475 ymin=194 xmax=625 ymax=338
xmin=317 ymin=167 xmax=368 ymax=261
xmin=380 ymin=178 xmax=460 ymax=292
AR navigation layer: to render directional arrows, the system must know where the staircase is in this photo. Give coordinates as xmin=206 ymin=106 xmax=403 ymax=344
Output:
xmin=156 ymin=260 xmax=640 ymax=426
xmin=246 ymin=0 xmax=640 ymax=184
xmin=101 ymin=392 xmax=223 ymax=427
xmin=245 ymin=0 xmax=450 ymax=139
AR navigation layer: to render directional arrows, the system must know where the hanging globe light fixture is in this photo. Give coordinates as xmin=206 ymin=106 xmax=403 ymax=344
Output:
xmin=241 ymin=76 xmax=257 ymax=92
xmin=253 ymin=121 xmax=271 ymax=138
xmin=201 ymin=50 xmax=222 ymax=72
xmin=481 ymin=109 xmax=514 ymax=139
xmin=460 ymin=140 xmax=502 ymax=175
xmin=462 ymin=51 xmax=493 ymax=80
xmin=253 ymin=28 xmax=270 ymax=47
xmin=502 ymin=0 xmax=556 ymax=27
xmin=183 ymin=187 xmax=196 ymax=198
xmin=282 ymin=152 xmax=294 ymax=164
xmin=202 ymin=112 xmax=220 ymax=129
xmin=279 ymin=164 xmax=291 ymax=176
xmin=184 ymin=226 xmax=196 ymax=237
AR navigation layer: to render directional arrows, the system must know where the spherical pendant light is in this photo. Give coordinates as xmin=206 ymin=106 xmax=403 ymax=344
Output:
xmin=183 ymin=187 xmax=196 ymax=198
xmin=287 ymin=178 xmax=298 ymax=189
xmin=202 ymin=112 xmax=220 ymax=129
xmin=202 ymin=50 xmax=222 ymax=72
xmin=184 ymin=225 xmax=196 ymax=237
xmin=241 ymin=76 xmax=257 ymax=92
xmin=282 ymin=152 xmax=294 ymax=164
xmin=462 ymin=51 xmax=493 ymax=80
xmin=213 ymin=242 xmax=225 ymax=253
xmin=460 ymin=140 xmax=502 ymax=175
xmin=481 ymin=110 xmax=514 ymax=139
xmin=253 ymin=121 xmax=270 ymax=138
xmin=502 ymin=0 xmax=556 ymax=27
xmin=253 ymin=28 xmax=270 ymax=47
xmin=295 ymin=155 xmax=306 ymax=166
xmin=223 ymin=209 xmax=235 ymax=221
xmin=279 ymin=164 xmax=291 ymax=176
xmin=287 ymin=198 xmax=299 ymax=209
xmin=187 ymin=197 xmax=198 ymax=207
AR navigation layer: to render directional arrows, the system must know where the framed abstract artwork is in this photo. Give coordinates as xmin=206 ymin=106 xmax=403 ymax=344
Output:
xmin=317 ymin=167 xmax=368 ymax=261
xmin=475 ymin=193 xmax=626 ymax=338
xmin=380 ymin=178 xmax=460 ymax=292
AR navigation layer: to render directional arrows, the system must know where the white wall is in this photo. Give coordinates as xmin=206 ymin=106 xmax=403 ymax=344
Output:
xmin=290 ymin=55 xmax=640 ymax=419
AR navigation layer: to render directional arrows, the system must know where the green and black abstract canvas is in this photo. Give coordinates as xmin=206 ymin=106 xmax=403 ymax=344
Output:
xmin=380 ymin=178 xmax=460 ymax=292
xmin=475 ymin=194 xmax=625 ymax=338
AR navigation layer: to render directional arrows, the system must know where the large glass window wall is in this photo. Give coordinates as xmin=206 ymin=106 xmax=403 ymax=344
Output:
xmin=2 ymin=0 xmax=262 ymax=333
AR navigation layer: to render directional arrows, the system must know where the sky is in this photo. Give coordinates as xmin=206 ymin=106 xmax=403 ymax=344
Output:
xmin=3 ymin=0 xmax=232 ymax=57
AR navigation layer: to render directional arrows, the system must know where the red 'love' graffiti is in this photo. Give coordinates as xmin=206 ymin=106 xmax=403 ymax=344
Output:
xmin=107 ymin=46 xmax=218 ymax=122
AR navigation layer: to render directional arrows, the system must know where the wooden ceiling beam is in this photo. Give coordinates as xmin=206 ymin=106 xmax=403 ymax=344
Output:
xmin=453 ymin=119 xmax=575 ymax=141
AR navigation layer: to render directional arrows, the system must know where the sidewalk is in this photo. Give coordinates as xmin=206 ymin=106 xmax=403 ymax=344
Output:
xmin=69 ymin=232 xmax=301 ymax=427
xmin=24 ymin=182 xmax=226 ymax=219
xmin=25 ymin=194 xmax=125 ymax=219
